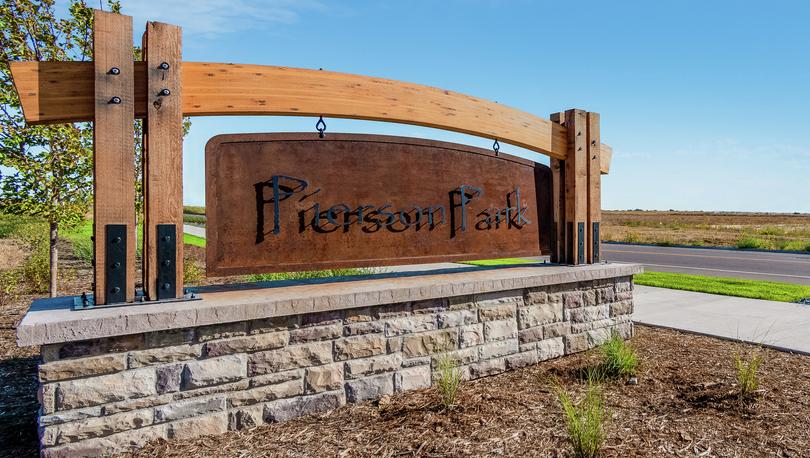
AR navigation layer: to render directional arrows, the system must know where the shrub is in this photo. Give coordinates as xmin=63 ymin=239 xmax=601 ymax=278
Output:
xmin=600 ymin=331 xmax=638 ymax=379
xmin=183 ymin=259 xmax=205 ymax=285
xmin=557 ymin=379 xmax=606 ymax=458
xmin=183 ymin=205 xmax=206 ymax=215
xmin=0 ymin=270 xmax=20 ymax=307
xmin=17 ymin=231 xmax=50 ymax=293
xmin=435 ymin=352 xmax=462 ymax=410
xmin=183 ymin=215 xmax=207 ymax=224
xmin=735 ymin=350 xmax=763 ymax=403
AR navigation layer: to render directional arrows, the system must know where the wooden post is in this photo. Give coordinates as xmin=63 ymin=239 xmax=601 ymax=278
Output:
xmin=143 ymin=22 xmax=184 ymax=300
xmin=551 ymin=109 xmax=601 ymax=265
xmin=93 ymin=10 xmax=135 ymax=304
xmin=563 ymin=109 xmax=588 ymax=264
xmin=549 ymin=112 xmax=566 ymax=264
xmin=586 ymin=112 xmax=602 ymax=263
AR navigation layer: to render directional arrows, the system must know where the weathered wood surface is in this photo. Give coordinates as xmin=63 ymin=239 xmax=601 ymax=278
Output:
xmin=587 ymin=112 xmax=602 ymax=262
xmin=206 ymin=134 xmax=550 ymax=276
xmin=142 ymin=22 xmax=183 ymax=300
xmin=93 ymin=11 xmax=135 ymax=304
xmin=563 ymin=109 xmax=588 ymax=265
xmin=9 ymin=61 xmax=612 ymax=171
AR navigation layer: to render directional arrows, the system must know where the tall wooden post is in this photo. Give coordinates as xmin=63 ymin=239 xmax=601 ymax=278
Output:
xmin=564 ymin=109 xmax=588 ymax=264
xmin=550 ymin=109 xmax=601 ymax=264
xmin=586 ymin=112 xmax=602 ymax=262
xmin=549 ymin=112 xmax=566 ymax=264
xmin=93 ymin=10 xmax=135 ymax=304
xmin=142 ymin=22 xmax=184 ymax=300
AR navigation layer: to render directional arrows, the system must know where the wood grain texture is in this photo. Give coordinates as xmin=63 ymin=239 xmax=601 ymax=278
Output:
xmin=549 ymin=112 xmax=566 ymax=263
xmin=93 ymin=10 xmax=135 ymax=304
xmin=549 ymin=158 xmax=564 ymax=263
xmin=599 ymin=143 xmax=612 ymax=175
xmin=10 ymin=60 xmax=610 ymax=169
xmin=206 ymin=134 xmax=547 ymax=276
xmin=587 ymin=112 xmax=601 ymax=262
xmin=563 ymin=109 xmax=588 ymax=264
xmin=143 ymin=22 xmax=184 ymax=300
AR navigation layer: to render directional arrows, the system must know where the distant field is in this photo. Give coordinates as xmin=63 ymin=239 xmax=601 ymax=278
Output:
xmin=603 ymin=210 xmax=810 ymax=252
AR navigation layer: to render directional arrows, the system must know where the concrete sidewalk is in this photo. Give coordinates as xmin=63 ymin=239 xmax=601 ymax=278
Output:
xmin=183 ymin=224 xmax=205 ymax=238
xmin=634 ymin=285 xmax=810 ymax=354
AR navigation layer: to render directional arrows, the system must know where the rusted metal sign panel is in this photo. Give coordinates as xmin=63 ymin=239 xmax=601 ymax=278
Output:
xmin=205 ymin=134 xmax=552 ymax=276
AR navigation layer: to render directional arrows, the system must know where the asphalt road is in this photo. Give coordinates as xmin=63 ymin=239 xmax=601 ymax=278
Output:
xmin=184 ymin=224 xmax=810 ymax=285
xmin=604 ymin=243 xmax=810 ymax=285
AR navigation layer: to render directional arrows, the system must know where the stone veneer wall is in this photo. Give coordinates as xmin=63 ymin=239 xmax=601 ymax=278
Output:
xmin=36 ymin=276 xmax=633 ymax=457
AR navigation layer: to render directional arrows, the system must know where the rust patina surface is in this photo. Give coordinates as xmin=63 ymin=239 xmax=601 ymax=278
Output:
xmin=205 ymin=133 xmax=552 ymax=276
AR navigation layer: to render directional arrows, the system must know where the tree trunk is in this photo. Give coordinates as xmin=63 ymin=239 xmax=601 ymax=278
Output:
xmin=49 ymin=222 xmax=59 ymax=297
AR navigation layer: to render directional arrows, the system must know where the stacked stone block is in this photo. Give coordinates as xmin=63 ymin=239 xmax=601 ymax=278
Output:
xmin=36 ymin=276 xmax=633 ymax=456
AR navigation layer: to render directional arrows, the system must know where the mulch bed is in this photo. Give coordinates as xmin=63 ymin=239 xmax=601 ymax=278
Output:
xmin=121 ymin=325 xmax=810 ymax=457
xmin=3 ymin=240 xmax=810 ymax=456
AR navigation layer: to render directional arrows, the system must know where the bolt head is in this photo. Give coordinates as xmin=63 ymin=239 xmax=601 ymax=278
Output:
xmin=109 ymin=67 xmax=120 ymax=75
xmin=163 ymin=260 xmax=171 ymax=266
xmin=162 ymin=283 xmax=171 ymax=290
xmin=159 ymin=88 xmax=171 ymax=96
xmin=111 ymin=286 xmax=120 ymax=293
xmin=109 ymin=96 xmax=122 ymax=104
xmin=159 ymin=62 xmax=170 ymax=70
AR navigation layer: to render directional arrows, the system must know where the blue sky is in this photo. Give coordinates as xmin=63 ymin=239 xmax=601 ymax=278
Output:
xmin=114 ymin=1 xmax=808 ymax=211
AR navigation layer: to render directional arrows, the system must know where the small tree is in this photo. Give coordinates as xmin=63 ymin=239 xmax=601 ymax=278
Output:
xmin=0 ymin=0 xmax=120 ymax=296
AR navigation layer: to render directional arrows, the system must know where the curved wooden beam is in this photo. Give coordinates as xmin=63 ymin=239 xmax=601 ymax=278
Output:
xmin=10 ymin=61 xmax=612 ymax=168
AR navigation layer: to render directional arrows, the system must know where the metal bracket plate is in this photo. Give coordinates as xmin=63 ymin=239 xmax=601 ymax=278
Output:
xmin=105 ymin=224 xmax=126 ymax=304
xmin=74 ymin=290 xmax=201 ymax=311
xmin=592 ymin=222 xmax=600 ymax=263
xmin=577 ymin=222 xmax=585 ymax=264
xmin=157 ymin=224 xmax=177 ymax=300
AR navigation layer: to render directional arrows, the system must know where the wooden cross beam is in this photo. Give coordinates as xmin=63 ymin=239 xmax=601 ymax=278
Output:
xmin=11 ymin=9 xmax=612 ymax=303
xmin=9 ymin=61 xmax=613 ymax=174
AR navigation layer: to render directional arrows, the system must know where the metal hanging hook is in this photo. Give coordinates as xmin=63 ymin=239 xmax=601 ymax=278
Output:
xmin=493 ymin=139 xmax=500 ymax=156
xmin=316 ymin=116 xmax=326 ymax=138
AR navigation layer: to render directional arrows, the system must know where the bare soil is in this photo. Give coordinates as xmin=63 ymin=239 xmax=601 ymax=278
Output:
xmin=0 ymin=239 xmax=26 ymax=270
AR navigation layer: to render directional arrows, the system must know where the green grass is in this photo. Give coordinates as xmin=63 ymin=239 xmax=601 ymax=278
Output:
xmin=183 ymin=205 xmax=206 ymax=215
xmin=599 ymin=332 xmax=638 ymax=379
xmin=62 ymin=220 xmax=94 ymax=262
xmin=61 ymin=220 xmax=206 ymax=260
xmin=556 ymin=378 xmax=606 ymax=458
xmin=0 ymin=214 xmax=46 ymax=238
xmin=183 ymin=233 xmax=206 ymax=247
xmin=735 ymin=349 xmax=763 ymax=402
xmin=634 ymin=271 xmax=810 ymax=302
xmin=435 ymin=351 xmax=463 ymax=410
xmin=247 ymin=268 xmax=377 ymax=282
xmin=460 ymin=257 xmax=536 ymax=267
xmin=736 ymin=236 xmax=769 ymax=250
xmin=0 ymin=213 xmax=50 ymax=292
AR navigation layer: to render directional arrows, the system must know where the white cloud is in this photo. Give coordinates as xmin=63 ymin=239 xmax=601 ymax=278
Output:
xmin=117 ymin=0 xmax=327 ymax=37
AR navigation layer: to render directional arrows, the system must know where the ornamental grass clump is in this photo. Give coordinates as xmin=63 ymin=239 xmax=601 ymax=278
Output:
xmin=600 ymin=331 xmax=638 ymax=379
xmin=435 ymin=352 xmax=462 ymax=410
xmin=735 ymin=349 xmax=763 ymax=403
xmin=556 ymin=379 xmax=606 ymax=458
